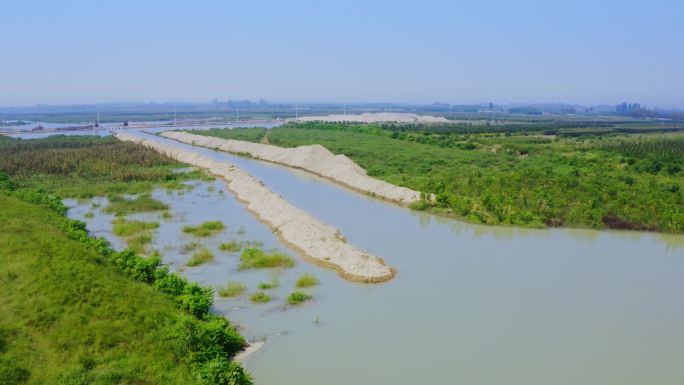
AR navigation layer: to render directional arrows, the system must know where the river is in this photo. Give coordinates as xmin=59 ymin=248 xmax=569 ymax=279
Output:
xmin=69 ymin=129 xmax=684 ymax=385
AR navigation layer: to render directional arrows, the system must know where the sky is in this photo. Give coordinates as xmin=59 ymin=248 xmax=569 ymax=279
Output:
xmin=1 ymin=0 xmax=683 ymax=108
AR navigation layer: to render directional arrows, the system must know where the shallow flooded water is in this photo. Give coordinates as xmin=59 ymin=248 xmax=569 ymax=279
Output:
xmin=69 ymin=130 xmax=684 ymax=385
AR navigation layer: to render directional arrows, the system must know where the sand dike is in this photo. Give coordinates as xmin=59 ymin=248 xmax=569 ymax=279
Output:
xmin=161 ymin=131 xmax=421 ymax=204
xmin=116 ymin=132 xmax=395 ymax=283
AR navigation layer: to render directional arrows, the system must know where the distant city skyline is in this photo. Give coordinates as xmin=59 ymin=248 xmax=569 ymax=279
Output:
xmin=2 ymin=0 xmax=682 ymax=108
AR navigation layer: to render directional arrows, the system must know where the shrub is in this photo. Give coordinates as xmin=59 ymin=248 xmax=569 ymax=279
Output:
xmin=217 ymin=281 xmax=247 ymax=298
xmin=287 ymin=291 xmax=312 ymax=305
xmin=295 ymin=273 xmax=319 ymax=288
xmin=239 ymin=248 xmax=294 ymax=270
xmin=187 ymin=248 xmax=215 ymax=266
xmin=250 ymin=291 xmax=271 ymax=304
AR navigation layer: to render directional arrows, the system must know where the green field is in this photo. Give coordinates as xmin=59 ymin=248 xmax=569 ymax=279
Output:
xmin=0 ymin=136 xmax=252 ymax=385
xmin=196 ymin=122 xmax=683 ymax=233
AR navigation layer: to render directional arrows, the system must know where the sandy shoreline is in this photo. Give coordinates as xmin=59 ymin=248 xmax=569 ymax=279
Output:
xmin=116 ymin=132 xmax=395 ymax=283
xmin=161 ymin=131 xmax=421 ymax=204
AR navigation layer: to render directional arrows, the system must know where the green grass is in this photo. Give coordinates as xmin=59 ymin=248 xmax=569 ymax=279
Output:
xmin=213 ymin=122 xmax=683 ymax=233
xmin=295 ymin=273 xmax=319 ymax=288
xmin=125 ymin=233 xmax=153 ymax=254
xmin=189 ymin=127 xmax=268 ymax=143
xmin=219 ymin=241 xmax=241 ymax=252
xmin=183 ymin=221 xmax=225 ymax=237
xmin=287 ymin=291 xmax=312 ymax=305
xmin=84 ymin=211 xmax=94 ymax=219
xmin=217 ymin=281 xmax=247 ymax=298
xmin=104 ymin=193 xmax=169 ymax=216
xmin=238 ymin=248 xmax=295 ymax=270
xmin=181 ymin=241 xmax=201 ymax=253
xmin=258 ymin=276 xmax=279 ymax=290
xmin=250 ymin=291 xmax=271 ymax=304
xmin=0 ymin=191 xmax=251 ymax=385
xmin=112 ymin=218 xmax=160 ymax=237
xmin=187 ymin=248 xmax=215 ymax=266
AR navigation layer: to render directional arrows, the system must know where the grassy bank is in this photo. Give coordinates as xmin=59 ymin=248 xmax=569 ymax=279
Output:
xmin=0 ymin=135 xmax=252 ymax=384
xmin=197 ymin=123 xmax=683 ymax=233
xmin=0 ymin=188 xmax=251 ymax=385
xmin=0 ymin=135 xmax=209 ymax=198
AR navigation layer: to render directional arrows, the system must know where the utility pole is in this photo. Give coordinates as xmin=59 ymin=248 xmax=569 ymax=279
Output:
xmin=295 ymin=104 xmax=298 ymax=119
xmin=236 ymin=106 xmax=239 ymax=123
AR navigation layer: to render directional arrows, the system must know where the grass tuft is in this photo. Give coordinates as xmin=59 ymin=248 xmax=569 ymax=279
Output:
xmin=187 ymin=248 xmax=215 ymax=266
xmin=113 ymin=218 xmax=160 ymax=237
xmin=238 ymin=248 xmax=295 ymax=270
xmin=104 ymin=194 xmax=168 ymax=216
xmin=295 ymin=273 xmax=319 ymax=288
xmin=217 ymin=281 xmax=247 ymax=298
xmin=250 ymin=291 xmax=271 ymax=304
xmin=287 ymin=291 xmax=312 ymax=305
xmin=218 ymin=241 xmax=241 ymax=252
xmin=182 ymin=221 xmax=225 ymax=237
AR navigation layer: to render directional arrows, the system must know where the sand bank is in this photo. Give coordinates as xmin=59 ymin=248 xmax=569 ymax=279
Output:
xmin=161 ymin=131 xmax=421 ymax=204
xmin=291 ymin=112 xmax=450 ymax=124
xmin=116 ymin=132 xmax=394 ymax=283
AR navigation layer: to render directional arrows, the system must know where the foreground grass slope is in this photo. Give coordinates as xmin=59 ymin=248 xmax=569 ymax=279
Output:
xmin=197 ymin=123 xmax=683 ymax=232
xmin=0 ymin=193 xmax=244 ymax=384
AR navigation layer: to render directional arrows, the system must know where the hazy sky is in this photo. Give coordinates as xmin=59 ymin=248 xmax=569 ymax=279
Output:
xmin=2 ymin=0 xmax=682 ymax=108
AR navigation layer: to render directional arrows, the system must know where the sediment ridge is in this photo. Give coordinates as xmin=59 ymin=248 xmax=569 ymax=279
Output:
xmin=160 ymin=130 xmax=421 ymax=204
xmin=116 ymin=132 xmax=395 ymax=283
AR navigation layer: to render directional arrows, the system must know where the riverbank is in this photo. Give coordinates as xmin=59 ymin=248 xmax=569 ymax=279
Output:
xmin=161 ymin=130 xmax=421 ymax=204
xmin=116 ymin=132 xmax=395 ymax=283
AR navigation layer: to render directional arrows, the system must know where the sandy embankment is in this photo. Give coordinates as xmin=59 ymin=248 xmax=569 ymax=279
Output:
xmin=291 ymin=112 xmax=450 ymax=124
xmin=115 ymin=132 xmax=394 ymax=283
xmin=161 ymin=131 xmax=421 ymax=204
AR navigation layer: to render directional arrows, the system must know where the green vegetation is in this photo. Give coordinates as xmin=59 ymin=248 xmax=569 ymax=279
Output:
xmin=183 ymin=220 xmax=225 ymax=237
xmin=0 ymin=135 xmax=209 ymax=198
xmin=258 ymin=276 xmax=279 ymax=290
xmin=190 ymin=127 xmax=268 ymax=143
xmin=287 ymin=291 xmax=313 ymax=305
xmin=219 ymin=241 xmax=242 ymax=252
xmin=126 ymin=233 xmax=153 ymax=255
xmin=250 ymin=292 xmax=271 ymax=304
xmin=295 ymin=273 xmax=320 ymax=288
xmin=104 ymin=193 xmax=168 ymax=216
xmin=217 ymin=281 xmax=247 ymax=298
xmin=239 ymin=248 xmax=295 ymax=270
xmin=208 ymin=122 xmax=682 ymax=233
xmin=182 ymin=241 xmax=201 ymax=253
xmin=112 ymin=218 xmax=160 ymax=237
xmin=188 ymin=248 xmax=215 ymax=266
xmin=0 ymin=178 xmax=251 ymax=384
xmin=84 ymin=211 xmax=94 ymax=218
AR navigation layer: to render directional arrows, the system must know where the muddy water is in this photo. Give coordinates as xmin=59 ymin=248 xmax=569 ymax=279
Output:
xmin=69 ymin=130 xmax=684 ymax=385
